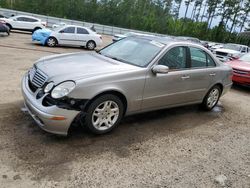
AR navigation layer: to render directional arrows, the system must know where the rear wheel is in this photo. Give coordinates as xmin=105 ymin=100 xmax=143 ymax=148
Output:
xmin=32 ymin=27 xmax=41 ymax=33
xmin=5 ymin=24 xmax=11 ymax=31
xmin=47 ymin=37 xmax=57 ymax=47
xmin=201 ymin=85 xmax=221 ymax=110
xmin=86 ymin=40 xmax=96 ymax=50
xmin=84 ymin=94 xmax=124 ymax=134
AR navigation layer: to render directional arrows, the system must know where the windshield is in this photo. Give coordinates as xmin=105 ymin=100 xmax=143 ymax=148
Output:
xmin=224 ymin=44 xmax=242 ymax=51
xmin=239 ymin=53 xmax=250 ymax=63
xmin=99 ymin=37 xmax=164 ymax=67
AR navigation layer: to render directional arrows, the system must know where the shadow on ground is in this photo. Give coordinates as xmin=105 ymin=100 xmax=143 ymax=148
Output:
xmin=0 ymin=99 xmax=224 ymax=181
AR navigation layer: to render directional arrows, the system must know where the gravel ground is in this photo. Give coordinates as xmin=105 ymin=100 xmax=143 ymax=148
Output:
xmin=0 ymin=32 xmax=249 ymax=188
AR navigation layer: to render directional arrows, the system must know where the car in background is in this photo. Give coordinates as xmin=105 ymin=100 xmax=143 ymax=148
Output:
xmin=0 ymin=14 xmax=6 ymax=18
xmin=0 ymin=15 xmax=46 ymax=33
xmin=0 ymin=20 xmax=10 ymax=35
xmin=214 ymin=43 xmax=249 ymax=62
xmin=226 ymin=53 xmax=250 ymax=86
xmin=209 ymin=43 xmax=224 ymax=52
xmin=52 ymin=22 xmax=66 ymax=29
xmin=176 ymin=36 xmax=202 ymax=44
xmin=22 ymin=36 xmax=232 ymax=136
xmin=112 ymin=32 xmax=153 ymax=42
xmin=32 ymin=25 xmax=102 ymax=50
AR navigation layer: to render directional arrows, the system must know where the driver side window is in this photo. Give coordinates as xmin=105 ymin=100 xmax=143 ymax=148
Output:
xmin=158 ymin=46 xmax=187 ymax=70
xmin=60 ymin=27 xmax=75 ymax=34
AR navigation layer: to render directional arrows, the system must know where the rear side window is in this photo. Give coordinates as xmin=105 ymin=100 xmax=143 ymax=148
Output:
xmin=77 ymin=28 xmax=89 ymax=34
xmin=158 ymin=46 xmax=187 ymax=70
xmin=190 ymin=47 xmax=216 ymax=68
xmin=60 ymin=27 xmax=75 ymax=34
xmin=23 ymin=17 xmax=37 ymax=22
xmin=16 ymin=17 xmax=25 ymax=21
xmin=207 ymin=54 xmax=216 ymax=67
xmin=190 ymin=47 xmax=206 ymax=68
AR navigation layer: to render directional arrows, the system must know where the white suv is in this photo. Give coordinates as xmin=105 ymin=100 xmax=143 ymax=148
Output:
xmin=214 ymin=43 xmax=249 ymax=62
xmin=0 ymin=15 xmax=46 ymax=33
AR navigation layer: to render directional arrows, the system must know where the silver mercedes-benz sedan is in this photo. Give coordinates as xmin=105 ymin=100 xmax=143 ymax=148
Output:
xmin=22 ymin=36 xmax=232 ymax=135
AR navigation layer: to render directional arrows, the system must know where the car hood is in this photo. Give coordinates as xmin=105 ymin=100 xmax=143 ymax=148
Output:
xmin=35 ymin=52 xmax=139 ymax=82
xmin=227 ymin=60 xmax=250 ymax=71
xmin=214 ymin=48 xmax=240 ymax=54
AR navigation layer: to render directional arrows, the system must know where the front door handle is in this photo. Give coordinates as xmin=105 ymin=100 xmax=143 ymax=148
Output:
xmin=209 ymin=73 xmax=216 ymax=76
xmin=181 ymin=75 xmax=190 ymax=80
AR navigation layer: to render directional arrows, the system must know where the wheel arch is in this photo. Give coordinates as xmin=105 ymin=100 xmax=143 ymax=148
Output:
xmin=202 ymin=82 xmax=224 ymax=101
xmin=213 ymin=83 xmax=223 ymax=93
xmin=83 ymin=89 xmax=128 ymax=115
xmin=33 ymin=27 xmax=42 ymax=31
xmin=5 ymin=23 xmax=12 ymax=29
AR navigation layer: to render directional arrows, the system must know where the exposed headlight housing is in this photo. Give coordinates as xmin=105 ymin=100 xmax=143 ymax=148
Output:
xmin=44 ymin=82 xmax=54 ymax=93
xmin=51 ymin=81 xmax=75 ymax=99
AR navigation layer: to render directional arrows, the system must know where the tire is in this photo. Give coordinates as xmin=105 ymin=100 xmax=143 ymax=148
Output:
xmin=32 ymin=27 xmax=41 ymax=34
xmin=84 ymin=94 xmax=124 ymax=134
xmin=46 ymin=37 xmax=57 ymax=47
xmin=86 ymin=40 xmax=96 ymax=50
xmin=201 ymin=85 xmax=221 ymax=111
xmin=5 ymin=24 xmax=11 ymax=31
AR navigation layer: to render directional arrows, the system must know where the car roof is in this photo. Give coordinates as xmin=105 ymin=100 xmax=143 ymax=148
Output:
xmin=133 ymin=35 xmax=194 ymax=45
xmin=226 ymin=43 xmax=248 ymax=47
xmin=14 ymin=15 xmax=40 ymax=20
xmin=62 ymin=25 xmax=89 ymax=29
xmin=57 ymin=25 xmax=95 ymax=33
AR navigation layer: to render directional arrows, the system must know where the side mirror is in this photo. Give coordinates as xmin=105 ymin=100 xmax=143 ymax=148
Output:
xmin=152 ymin=65 xmax=169 ymax=74
xmin=59 ymin=30 xmax=64 ymax=33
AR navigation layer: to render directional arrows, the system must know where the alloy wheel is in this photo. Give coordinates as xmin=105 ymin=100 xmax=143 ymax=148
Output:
xmin=91 ymin=100 xmax=119 ymax=131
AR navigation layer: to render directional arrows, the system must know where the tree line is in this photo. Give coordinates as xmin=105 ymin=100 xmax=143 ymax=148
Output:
xmin=1 ymin=0 xmax=250 ymax=44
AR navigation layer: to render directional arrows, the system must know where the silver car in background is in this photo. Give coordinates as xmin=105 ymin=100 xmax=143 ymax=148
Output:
xmin=22 ymin=36 xmax=232 ymax=135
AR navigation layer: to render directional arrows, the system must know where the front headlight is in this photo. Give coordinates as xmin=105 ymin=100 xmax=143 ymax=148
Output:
xmin=51 ymin=81 xmax=75 ymax=99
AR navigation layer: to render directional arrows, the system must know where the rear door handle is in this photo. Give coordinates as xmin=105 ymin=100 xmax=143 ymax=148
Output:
xmin=181 ymin=75 xmax=190 ymax=80
xmin=209 ymin=73 xmax=216 ymax=76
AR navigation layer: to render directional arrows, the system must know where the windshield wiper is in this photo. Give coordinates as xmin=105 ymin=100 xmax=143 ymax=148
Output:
xmin=102 ymin=54 xmax=128 ymax=63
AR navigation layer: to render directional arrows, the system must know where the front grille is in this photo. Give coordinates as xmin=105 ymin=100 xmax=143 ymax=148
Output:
xmin=233 ymin=68 xmax=249 ymax=75
xmin=216 ymin=51 xmax=228 ymax=57
xmin=29 ymin=67 xmax=48 ymax=88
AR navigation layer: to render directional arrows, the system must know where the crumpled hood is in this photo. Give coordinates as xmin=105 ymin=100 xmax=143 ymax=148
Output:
xmin=215 ymin=48 xmax=240 ymax=54
xmin=34 ymin=28 xmax=52 ymax=35
xmin=35 ymin=52 xmax=138 ymax=82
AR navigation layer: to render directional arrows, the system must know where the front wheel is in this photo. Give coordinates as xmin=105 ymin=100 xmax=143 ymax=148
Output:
xmin=201 ymin=85 xmax=221 ymax=110
xmin=84 ymin=94 xmax=124 ymax=134
xmin=46 ymin=37 xmax=57 ymax=47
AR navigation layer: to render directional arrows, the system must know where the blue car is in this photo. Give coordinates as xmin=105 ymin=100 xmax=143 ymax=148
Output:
xmin=32 ymin=28 xmax=52 ymax=45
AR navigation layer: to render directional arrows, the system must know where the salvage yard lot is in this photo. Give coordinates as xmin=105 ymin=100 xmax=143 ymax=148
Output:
xmin=0 ymin=32 xmax=249 ymax=188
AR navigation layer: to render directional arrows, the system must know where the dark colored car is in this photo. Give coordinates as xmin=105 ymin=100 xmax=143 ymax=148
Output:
xmin=0 ymin=21 xmax=10 ymax=35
